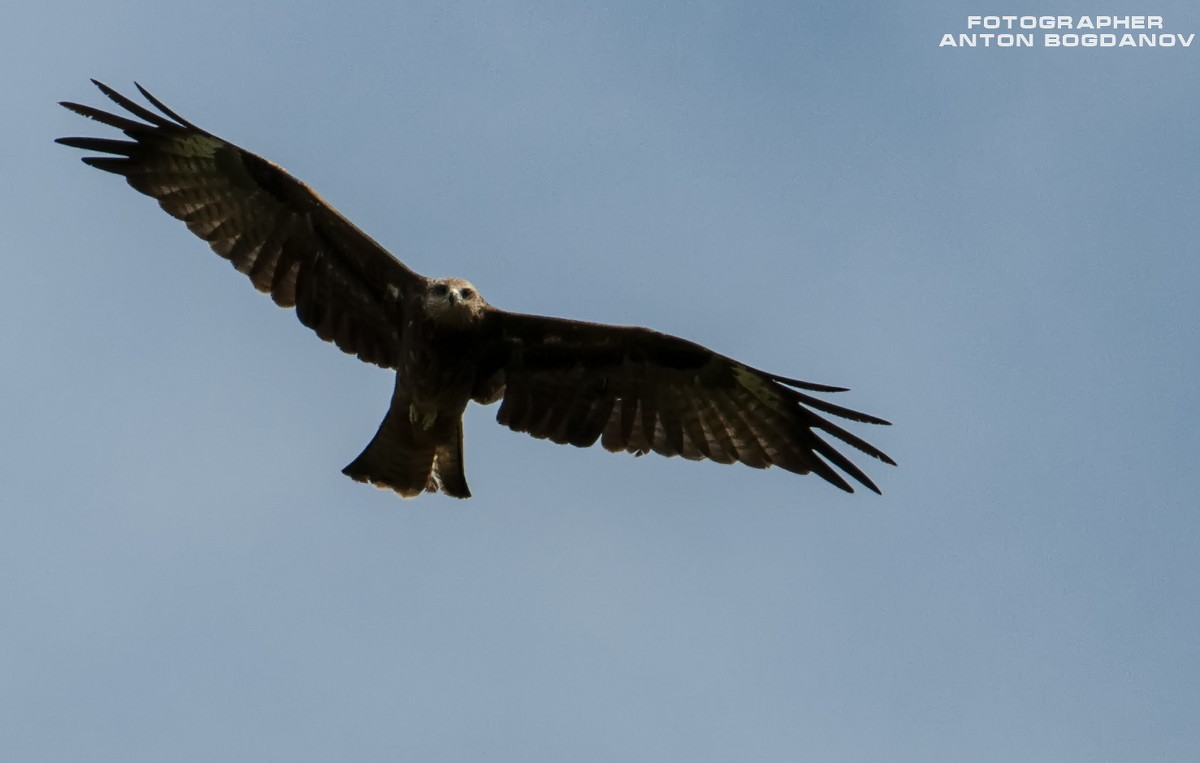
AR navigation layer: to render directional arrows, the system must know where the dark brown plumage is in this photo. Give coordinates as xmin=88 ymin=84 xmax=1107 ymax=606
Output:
xmin=58 ymin=80 xmax=895 ymax=499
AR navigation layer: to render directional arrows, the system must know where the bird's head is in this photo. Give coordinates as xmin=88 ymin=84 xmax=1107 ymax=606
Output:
xmin=423 ymin=277 xmax=487 ymax=326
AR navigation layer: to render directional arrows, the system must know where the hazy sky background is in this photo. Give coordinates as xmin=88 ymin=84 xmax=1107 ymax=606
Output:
xmin=3 ymin=2 xmax=1198 ymax=761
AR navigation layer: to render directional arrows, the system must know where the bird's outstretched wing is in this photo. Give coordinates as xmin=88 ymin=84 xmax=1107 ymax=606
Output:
xmin=58 ymin=80 xmax=423 ymax=369
xmin=480 ymin=312 xmax=895 ymax=493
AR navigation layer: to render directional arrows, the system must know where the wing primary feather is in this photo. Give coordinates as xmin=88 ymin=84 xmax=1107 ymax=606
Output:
xmin=712 ymin=388 xmax=771 ymax=468
xmin=79 ymin=156 xmax=133 ymax=174
xmin=767 ymin=372 xmax=850 ymax=393
xmin=810 ymin=415 xmax=897 ymax=465
xmin=735 ymin=391 xmax=815 ymax=473
xmin=803 ymin=452 xmax=856 ymax=493
xmin=90 ymin=79 xmax=180 ymax=129
xmin=807 ymin=432 xmax=880 ymax=493
xmin=58 ymin=101 xmax=149 ymax=133
xmin=787 ymin=388 xmax=892 ymax=426
xmin=55 ymin=136 xmax=137 ymax=156
xmin=134 ymin=82 xmax=200 ymax=128
xmin=695 ymin=388 xmax=747 ymax=465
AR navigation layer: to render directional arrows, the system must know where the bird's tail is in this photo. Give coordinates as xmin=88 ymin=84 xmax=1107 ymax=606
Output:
xmin=342 ymin=404 xmax=471 ymax=499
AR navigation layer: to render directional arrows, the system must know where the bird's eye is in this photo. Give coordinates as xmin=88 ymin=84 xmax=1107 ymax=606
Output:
xmin=460 ymin=288 xmax=474 ymax=300
xmin=432 ymin=283 xmax=449 ymax=296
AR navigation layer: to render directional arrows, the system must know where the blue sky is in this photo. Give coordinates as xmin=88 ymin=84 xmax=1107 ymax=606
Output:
xmin=3 ymin=2 xmax=1199 ymax=760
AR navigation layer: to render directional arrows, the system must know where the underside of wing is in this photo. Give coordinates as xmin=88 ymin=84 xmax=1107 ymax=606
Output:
xmin=483 ymin=312 xmax=895 ymax=494
xmin=58 ymin=80 xmax=424 ymax=369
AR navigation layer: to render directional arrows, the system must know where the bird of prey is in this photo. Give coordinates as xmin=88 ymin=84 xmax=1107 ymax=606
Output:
xmin=58 ymin=80 xmax=895 ymax=499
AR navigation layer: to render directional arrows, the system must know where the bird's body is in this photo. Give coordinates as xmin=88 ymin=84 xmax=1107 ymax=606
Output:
xmin=348 ymin=282 xmax=489 ymax=497
xmin=58 ymin=80 xmax=895 ymax=499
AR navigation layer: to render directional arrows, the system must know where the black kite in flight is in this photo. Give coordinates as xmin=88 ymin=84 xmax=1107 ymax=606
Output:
xmin=58 ymin=80 xmax=895 ymax=499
